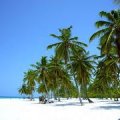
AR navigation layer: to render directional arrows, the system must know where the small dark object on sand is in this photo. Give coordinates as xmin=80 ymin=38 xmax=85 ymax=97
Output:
xmin=49 ymin=100 xmax=54 ymax=103
xmin=39 ymin=96 xmax=47 ymax=104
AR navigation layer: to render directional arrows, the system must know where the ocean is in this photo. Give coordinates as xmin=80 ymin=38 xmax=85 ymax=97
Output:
xmin=0 ymin=96 xmax=39 ymax=99
xmin=0 ymin=96 xmax=23 ymax=99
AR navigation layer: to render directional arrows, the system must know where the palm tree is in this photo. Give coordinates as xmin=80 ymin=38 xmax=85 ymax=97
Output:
xmin=103 ymin=55 xmax=120 ymax=100
xmin=90 ymin=10 xmax=120 ymax=98
xmin=31 ymin=56 xmax=50 ymax=101
xmin=23 ymin=70 xmax=36 ymax=100
xmin=90 ymin=10 xmax=120 ymax=58
xmin=48 ymin=57 xmax=63 ymax=100
xmin=47 ymin=26 xmax=87 ymax=64
xmin=70 ymin=51 xmax=95 ymax=103
xmin=18 ymin=83 xmax=35 ymax=99
xmin=18 ymin=84 xmax=28 ymax=97
xmin=89 ymin=54 xmax=120 ymax=99
xmin=47 ymin=26 xmax=87 ymax=105
xmin=48 ymin=56 xmax=72 ymax=101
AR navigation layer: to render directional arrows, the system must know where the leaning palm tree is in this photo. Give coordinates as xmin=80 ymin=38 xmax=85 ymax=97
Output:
xmin=90 ymin=10 xmax=120 ymax=58
xmin=47 ymin=26 xmax=87 ymax=105
xmin=70 ymin=51 xmax=95 ymax=103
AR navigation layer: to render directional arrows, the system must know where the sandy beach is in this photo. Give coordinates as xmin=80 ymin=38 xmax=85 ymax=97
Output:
xmin=0 ymin=98 xmax=120 ymax=120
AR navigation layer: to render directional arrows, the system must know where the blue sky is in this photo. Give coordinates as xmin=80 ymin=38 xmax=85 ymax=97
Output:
xmin=0 ymin=0 xmax=118 ymax=96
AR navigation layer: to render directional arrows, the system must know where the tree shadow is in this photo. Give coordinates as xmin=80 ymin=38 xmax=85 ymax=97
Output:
xmin=100 ymin=105 xmax=120 ymax=110
xmin=107 ymin=102 xmax=120 ymax=105
xmin=93 ymin=105 xmax=120 ymax=110
xmin=32 ymin=102 xmax=41 ymax=104
xmin=98 ymin=100 xmax=110 ymax=102
xmin=54 ymin=102 xmax=82 ymax=107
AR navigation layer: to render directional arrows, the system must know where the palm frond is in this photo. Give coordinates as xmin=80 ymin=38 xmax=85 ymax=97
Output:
xmin=99 ymin=32 xmax=111 ymax=47
xmin=95 ymin=21 xmax=112 ymax=28
xmin=99 ymin=11 xmax=114 ymax=22
xmin=69 ymin=37 xmax=78 ymax=41
xmin=90 ymin=28 xmax=109 ymax=42
xmin=105 ymin=28 xmax=115 ymax=47
xmin=50 ymin=34 xmax=60 ymax=39
xmin=47 ymin=42 xmax=61 ymax=49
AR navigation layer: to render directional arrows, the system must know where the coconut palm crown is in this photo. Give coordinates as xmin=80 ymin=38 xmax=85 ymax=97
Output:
xmin=47 ymin=26 xmax=87 ymax=64
xmin=90 ymin=10 xmax=120 ymax=57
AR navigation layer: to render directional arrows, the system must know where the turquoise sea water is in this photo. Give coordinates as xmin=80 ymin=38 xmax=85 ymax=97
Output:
xmin=0 ymin=96 xmax=39 ymax=99
xmin=0 ymin=96 xmax=22 ymax=99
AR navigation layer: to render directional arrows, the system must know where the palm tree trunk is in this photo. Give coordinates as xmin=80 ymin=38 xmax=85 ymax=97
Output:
xmin=57 ymin=87 xmax=60 ymax=101
xmin=73 ymin=74 xmax=83 ymax=105
xmin=68 ymin=52 xmax=83 ymax=105
xmin=53 ymin=89 xmax=57 ymax=100
xmin=114 ymin=98 xmax=119 ymax=101
xmin=43 ymin=79 xmax=49 ymax=102
xmin=85 ymin=88 xmax=93 ymax=103
xmin=82 ymin=79 xmax=93 ymax=103
xmin=66 ymin=89 xmax=70 ymax=100
xmin=55 ymin=71 xmax=61 ymax=102
xmin=52 ymin=78 xmax=57 ymax=100
xmin=30 ymin=93 xmax=33 ymax=101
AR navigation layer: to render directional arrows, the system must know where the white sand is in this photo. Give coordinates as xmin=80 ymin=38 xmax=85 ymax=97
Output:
xmin=0 ymin=98 xmax=120 ymax=120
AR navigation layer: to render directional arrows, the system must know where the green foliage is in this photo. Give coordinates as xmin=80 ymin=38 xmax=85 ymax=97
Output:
xmin=89 ymin=9 xmax=120 ymax=99
xmin=19 ymin=21 xmax=120 ymax=101
xmin=90 ymin=9 xmax=120 ymax=57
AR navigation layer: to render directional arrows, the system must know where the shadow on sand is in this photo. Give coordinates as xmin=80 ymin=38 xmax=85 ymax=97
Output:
xmin=54 ymin=102 xmax=82 ymax=107
xmin=107 ymin=102 xmax=120 ymax=105
xmin=98 ymin=105 xmax=120 ymax=110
